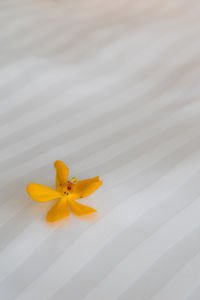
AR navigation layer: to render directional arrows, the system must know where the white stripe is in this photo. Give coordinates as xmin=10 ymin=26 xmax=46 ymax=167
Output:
xmin=151 ymin=252 xmax=200 ymax=300
xmin=1 ymin=1 xmax=200 ymax=299
xmin=83 ymin=199 xmax=200 ymax=300
xmin=0 ymin=99 xmax=199 ymax=224
xmin=0 ymin=136 xmax=200 ymax=283
xmin=13 ymin=143 xmax=200 ymax=300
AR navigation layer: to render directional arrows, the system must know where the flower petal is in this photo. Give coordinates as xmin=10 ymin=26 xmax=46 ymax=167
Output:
xmin=69 ymin=199 xmax=97 ymax=216
xmin=73 ymin=176 xmax=103 ymax=199
xmin=54 ymin=160 xmax=69 ymax=190
xmin=27 ymin=183 xmax=61 ymax=203
xmin=46 ymin=198 xmax=70 ymax=222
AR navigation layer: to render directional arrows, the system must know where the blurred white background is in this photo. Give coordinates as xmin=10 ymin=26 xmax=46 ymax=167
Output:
xmin=0 ymin=0 xmax=200 ymax=299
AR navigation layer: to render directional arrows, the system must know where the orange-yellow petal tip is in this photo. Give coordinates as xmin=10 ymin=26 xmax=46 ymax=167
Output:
xmin=26 ymin=182 xmax=35 ymax=197
xmin=46 ymin=213 xmax=68 ymax=223
xmin=46 ymin=214 xmax=55 ymax=223
xmin=72 ymin=176 xmax=103 ymax=200
xmin=92 ymin=176 xmax=103 ymax=186
xmin=69 ymin=199 xmax=97 ymax=216
xmin=26 ymin=183 xmax=31 ymax=192
xmin=26 ymin=183 xmax=61 ymax=203
xmin=46 ymin=199 xmax=70 ymax=222
xmin=54 ymin=160 xmax=61 ymax=167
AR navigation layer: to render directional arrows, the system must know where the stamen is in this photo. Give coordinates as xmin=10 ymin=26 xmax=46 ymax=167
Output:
xmin=71 ymin=177 xmax=77 ymax=184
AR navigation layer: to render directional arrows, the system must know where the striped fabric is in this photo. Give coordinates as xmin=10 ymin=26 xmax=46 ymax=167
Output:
xmin=0 ymin=0 xmax=200 ymax=299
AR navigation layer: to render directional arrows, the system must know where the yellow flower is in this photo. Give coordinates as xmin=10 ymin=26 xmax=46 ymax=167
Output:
xmin=26 ymin=160 xmax=103 ymax=222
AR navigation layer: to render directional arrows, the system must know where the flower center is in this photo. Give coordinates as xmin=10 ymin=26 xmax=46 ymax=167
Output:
xmin=62 ymin=178 xmax=77 ymax=196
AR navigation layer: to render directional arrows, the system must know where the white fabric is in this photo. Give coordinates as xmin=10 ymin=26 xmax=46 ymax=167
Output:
xmin=0 ymin=0 xmax=200 ymax=299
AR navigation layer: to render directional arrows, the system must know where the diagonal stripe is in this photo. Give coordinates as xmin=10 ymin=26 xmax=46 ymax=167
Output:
xmin=13 ymin=157 xmax=200 ymax=300
xmin=83 ymin=207 xmax=200 ymax=300
xmin=1 ymin=1 xmax=200 ymax=300
xmin=1 ymin=132 xmax=200 ymax=300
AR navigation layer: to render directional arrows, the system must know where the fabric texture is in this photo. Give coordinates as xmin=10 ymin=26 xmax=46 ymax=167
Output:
xmin=0 ymin=0 xmax=200 ymax=299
